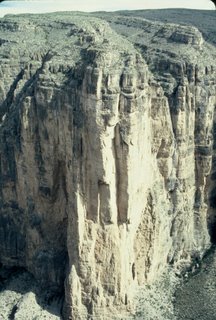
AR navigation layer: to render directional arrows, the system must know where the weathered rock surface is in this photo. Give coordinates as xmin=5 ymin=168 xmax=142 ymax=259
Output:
xmin=0 ymin=10 xmax=215 ymax=320
xmin=0 ymin=267 xmax=62 ymax=320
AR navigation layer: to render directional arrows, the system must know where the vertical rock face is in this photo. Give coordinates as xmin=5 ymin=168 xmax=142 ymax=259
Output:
xmin=0 ymin=12 xmax=215 ymax=319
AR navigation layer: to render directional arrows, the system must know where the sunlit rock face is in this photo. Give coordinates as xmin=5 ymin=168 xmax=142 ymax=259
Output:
xmin=0 ymin=12 xmax=215 ymax=319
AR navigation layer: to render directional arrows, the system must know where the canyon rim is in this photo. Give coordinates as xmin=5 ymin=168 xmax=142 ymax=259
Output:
xmin=0 ymin=8 xmax=215 ymax=320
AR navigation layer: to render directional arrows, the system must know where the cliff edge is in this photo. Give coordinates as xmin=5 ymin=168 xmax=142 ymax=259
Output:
xmin=0 ymin=10 xmax=215 ymax=320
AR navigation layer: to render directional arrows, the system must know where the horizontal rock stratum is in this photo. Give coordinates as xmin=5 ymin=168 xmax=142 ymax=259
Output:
xmin=0 ymin=10 xmax=215 ymax=320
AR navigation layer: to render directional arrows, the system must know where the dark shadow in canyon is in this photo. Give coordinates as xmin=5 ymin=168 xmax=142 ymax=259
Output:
xmin=0 ymin=264 xmax=64 ymax=319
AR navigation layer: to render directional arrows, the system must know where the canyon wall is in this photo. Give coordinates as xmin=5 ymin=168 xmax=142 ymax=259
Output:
xmin=0 ymin=12 xmax=215 ymax=319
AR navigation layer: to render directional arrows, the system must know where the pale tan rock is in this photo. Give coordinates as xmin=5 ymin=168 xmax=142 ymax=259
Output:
xmin=0 ymin=11 xmax=215 ymax=320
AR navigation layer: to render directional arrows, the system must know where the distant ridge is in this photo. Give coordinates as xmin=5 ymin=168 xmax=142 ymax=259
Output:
xmin=93 ymin=8 xmax=216 ymax=45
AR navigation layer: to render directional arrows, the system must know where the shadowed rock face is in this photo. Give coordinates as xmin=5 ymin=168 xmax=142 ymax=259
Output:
xmin=0 ymin=11 xmax=215 ymax=320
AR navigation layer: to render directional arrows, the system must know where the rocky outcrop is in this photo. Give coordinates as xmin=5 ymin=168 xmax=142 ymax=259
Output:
xmin=0 ymin=11 xmax=215 ymax=319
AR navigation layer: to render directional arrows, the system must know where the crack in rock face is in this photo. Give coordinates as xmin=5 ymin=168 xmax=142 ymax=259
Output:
xmin=0 ymin=9 xmax=215 ymax=320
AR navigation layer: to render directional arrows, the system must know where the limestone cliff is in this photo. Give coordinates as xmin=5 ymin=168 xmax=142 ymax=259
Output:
xmin=0 ymin=11 xmax=215 ymax=320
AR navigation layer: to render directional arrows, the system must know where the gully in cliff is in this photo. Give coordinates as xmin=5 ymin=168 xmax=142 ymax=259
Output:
xmin=0 ymin=5 xmax=215 ymax=320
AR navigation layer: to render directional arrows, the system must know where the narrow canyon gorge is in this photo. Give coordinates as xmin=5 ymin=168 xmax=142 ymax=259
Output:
xmin=0 ymin=9 xmax=215 ymax=319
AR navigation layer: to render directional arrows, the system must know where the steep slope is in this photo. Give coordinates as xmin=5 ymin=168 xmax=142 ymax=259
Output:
xmin=95 ymin=12 xmax=216 ymax=248
xmin=0 ymin=11 xmax=215 ymax=319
